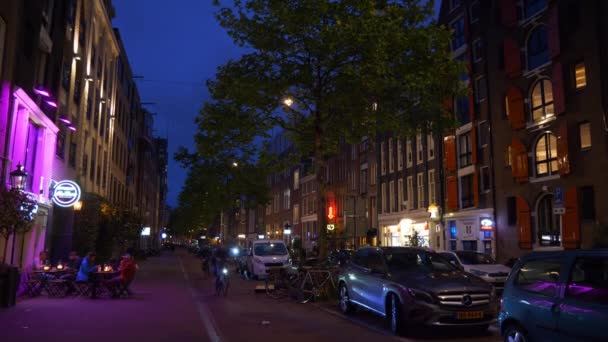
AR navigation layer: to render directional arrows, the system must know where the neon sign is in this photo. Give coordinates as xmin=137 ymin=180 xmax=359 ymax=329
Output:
xmin=51 ymin=180 xmax=81 ymax=207
xmin=327 ymin=205 xmax=335 ymax=220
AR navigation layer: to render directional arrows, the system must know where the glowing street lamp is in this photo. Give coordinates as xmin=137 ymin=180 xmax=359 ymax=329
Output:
xmin=283 ymin=97 xmax=294 ymax=107
xmin=9 ymin=164 xmax=27 ymax=190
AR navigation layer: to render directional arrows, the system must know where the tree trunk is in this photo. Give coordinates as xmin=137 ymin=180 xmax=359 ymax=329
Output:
xmin=19 ymin=231 xmax=26 ymax=268
xmin=10 ymin=232 xmax=16 ymax=265
xmin=3 ymin=237 xmax=8 ymax=263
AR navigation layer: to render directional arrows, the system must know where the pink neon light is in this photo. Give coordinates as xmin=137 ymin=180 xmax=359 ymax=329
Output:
xmin=45 ymin=100 xmax=58 ymax=108
xmin=67 ymin=125 xmax=77 ymax=131
xmin=59 ymin=116 xmax=71 ymax=124
xmin=34 ymin=88 xmax=51 ymax=97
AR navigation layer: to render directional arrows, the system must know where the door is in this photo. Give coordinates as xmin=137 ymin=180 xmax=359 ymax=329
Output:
xmin=358 ymin=249 xmax=388 ymax=314
xmin=510 ymin=257 xmax=565 ymax=341
xmin=346 ymin=249 xmax=370 ymax=305
xmin=558 ymin=255 xmax=608 ymax=342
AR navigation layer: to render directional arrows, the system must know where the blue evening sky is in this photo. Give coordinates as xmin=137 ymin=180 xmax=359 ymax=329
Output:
xmin=112 ymin=1 xmax=442 ymax=207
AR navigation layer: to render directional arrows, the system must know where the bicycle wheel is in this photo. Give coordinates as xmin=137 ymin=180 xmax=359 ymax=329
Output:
xmin=297 ymin=275 xmax=315 ymax=304
xmin=265 ymin=270 xmax=287 ymax=299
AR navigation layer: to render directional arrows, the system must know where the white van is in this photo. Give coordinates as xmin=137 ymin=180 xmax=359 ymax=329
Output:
xmin=246 ymin=240 xmax=291 ymax=279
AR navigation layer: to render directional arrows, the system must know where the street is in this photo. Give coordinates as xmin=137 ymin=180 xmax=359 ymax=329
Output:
xmin=0 ymin=250 xmax=500 ymax=342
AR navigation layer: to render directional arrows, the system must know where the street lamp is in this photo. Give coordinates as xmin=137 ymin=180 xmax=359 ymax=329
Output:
xmin=9 ymin=164 xmax=27 ymax=190
xmin=283 ymin=97 xmax=294 ymax=107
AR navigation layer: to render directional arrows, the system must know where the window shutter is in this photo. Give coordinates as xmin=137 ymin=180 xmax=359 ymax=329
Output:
xmin=444 ymin=136 xmax=457 ymax=173
xmin=552 ymin=62 xmax=565 ymax=115
xmin=556 ymin=120 xmax=570 ymax=175
xmin=503 ymin=37 xmax=521 ymax=78
xmin=547 ymin=5 xmax=560 ymax=58
xmin=447 ymin=176 xmax=458 ymax=211
xmin=473 ymin=169 xmax=479 ymax=207
xmin=500 ymin=0 xmax=517 ymax=28
xmin=506 ymin=86 xmax=525 ymax=129
xmin=510 ymin=138 xmax=528 ymax=183
xmin=516 ymin=196 xmax=532 ymax=249
xmin=563 ymin=187 xmax=580 ymax=249
xmin=471 ymin=125 xmax=477 ymax=165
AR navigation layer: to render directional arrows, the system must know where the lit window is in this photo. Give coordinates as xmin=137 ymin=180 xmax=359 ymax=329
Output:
xmin=527 ymin=26 xmax=549 ymax=70
xmin=530 ymin=79 xmax=554 ymax=122
xmin=427 ymin=134 xmax=435 ymax=160
xmin=505 ymin=146 xmax=512 ymax=167
xmin=579 ymin=122 xmax=591 ymax=149
xmin=293 ymin=169 xmax=299 ymax=189
xmin=389 ymin=181 xmax=395 ymax=212
xmin=535 ymin=132 xmax=558 ymax=176
xmin=428 ymin=170 xmax=436 ymax=204
xmin=575 ymin=63 xmax=587 ymax=89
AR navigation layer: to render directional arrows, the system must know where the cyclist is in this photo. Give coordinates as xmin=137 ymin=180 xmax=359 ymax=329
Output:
xmin=212 ymin=244 xmax=228 ymax=279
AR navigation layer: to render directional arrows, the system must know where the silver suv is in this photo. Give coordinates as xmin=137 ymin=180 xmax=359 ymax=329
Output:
xmin=338 ymin=247 xmax=498 ymax=335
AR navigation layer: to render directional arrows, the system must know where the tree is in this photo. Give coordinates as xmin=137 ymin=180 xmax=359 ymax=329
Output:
xmin=193 ymin=0 xmax=462 ymax=257
xmin=0 ymin=187 xmax=37 ymax=263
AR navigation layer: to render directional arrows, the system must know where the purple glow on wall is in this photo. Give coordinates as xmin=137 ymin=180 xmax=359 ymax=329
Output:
xmin=33 ymin=87 xmax=51 ymax=97
xmin=45 ymin=100 xmax=58 ymax=108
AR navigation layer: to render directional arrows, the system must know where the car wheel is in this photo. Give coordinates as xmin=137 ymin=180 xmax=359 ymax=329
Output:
xmin=338 ymin=284 xmax=354 ymax=314
xmin=387 ymin=294 xmax=405 ymax=336
xmin=503 ymin=324 xmax=528 ymax=342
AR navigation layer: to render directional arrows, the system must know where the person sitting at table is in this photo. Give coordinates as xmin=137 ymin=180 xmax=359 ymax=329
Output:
xmin=33 ymin=250 xmax=50 ymax=270
xmin=66 ymin=251 xmax=82 ymax=271
xmin=76 ymin=252 xmax=98 ymax=282
xmin=108 ymin=254 xmax=137 ymax=297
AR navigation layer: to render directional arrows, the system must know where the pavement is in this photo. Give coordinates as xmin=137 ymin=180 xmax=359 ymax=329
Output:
xmin=0 ymin=250 xmax=501 ymax=342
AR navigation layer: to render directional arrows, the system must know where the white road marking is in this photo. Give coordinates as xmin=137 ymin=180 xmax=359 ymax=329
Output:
xmin=179 ymin=256 xmax=221 ymax=342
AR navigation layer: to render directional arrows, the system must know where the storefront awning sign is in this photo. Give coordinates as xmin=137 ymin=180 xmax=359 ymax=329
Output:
xmin=51 ymin=180 xmax=81 ymax=207
xmin=326 ymin=224 xmax=335 ymax=231
xmin=480 ymin=218 xmax=494 ymax=231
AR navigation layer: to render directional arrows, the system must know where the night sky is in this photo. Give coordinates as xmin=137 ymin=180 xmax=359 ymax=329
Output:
xmin=112 ymin=1 xmax=442 ymax=207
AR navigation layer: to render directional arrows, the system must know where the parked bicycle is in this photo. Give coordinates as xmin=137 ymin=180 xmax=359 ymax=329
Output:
xmin=265 ymin=264 xmax=339 ymax=304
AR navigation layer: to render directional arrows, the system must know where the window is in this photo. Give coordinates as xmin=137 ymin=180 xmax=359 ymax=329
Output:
xmin=535 ymin=132 xmax=558 ymax=176
xmin=460 ymin=174 xmax=474 ymax=209
xmin=388 ymin=138 xmax=394 ymax=172
xmin=470 ymin=1 xmax=480 ymax=23
xmin=407 ymin=177 xmax=413 ymax=210
xmin=531 ymin=79 xmax=555 ymax=123
xmin=23 ymin=121 xmax=40 ymax=192
xmin=294 ymin=169 xmax=299 ymax=190
xmin=537 ymin=194 xmax=560 ymax=246
xmin=579 ymin=122 xmax=591 ymax=149
xmin=479 ymin=121 xmax=489 ymax=147
xmin=68 ymin=137 xmax=76 ymax=167
xmin=475 ymin=77 xmax=487 ymax=102
xmin=472 ymin=38 xmax=483 ymax=63
xmin=448 ymin=221 xmax=457 ymax=251
xmin=574 ymin=62 xmax=587 ymax=89
xmin=370 ymin=163 xmax=377 ymax=185
xmin=397 ymin=139 xmax=403 ymax=170
xmin=283 ymin=189 xmax=291 ymax=210
xmin=567 ymin=257 xmax=608 ymax=305
xmin=0 ymin=16 xmax=6 ymax=79
xmin=61 ymin=59 xmax=71 ymax=90
xmin=360 ymin=169 xmax=367 ymax=194
xmin=417 ymin=173 xmax=424 ymax=209
xmin=406 ymin=140 xmax=413 ymax=167
xmin=389 ymin=181 xmax=395 ymax=212
xmin=56 ymin=132 xmax=66 ymax=159
xmin=524 ymin=0 xmax=547 ymax=19
xmin=398 ymin=178 xmax=404 ymax=211
xmin=515 ymin=258 xmax=562 ymax=297
xmin=480 ymin=166 xmax=490 ymax=192
xmin=451 ymin=16 xmax=465 ymax=51
xmin=505 ymin=145 xmax=512 ymax=167
xmin=458 ymin=132 xmax=472 ymax=168
xmin=416 ymin=134 xmax=423 ymax=164
xmin=527 ymin=26 xmax=549 ymax=70
xmin=580 ymin=186 xmax=595 ymax=221
xmin=274 ymin=193 xmax=279 ymax=213
xmin=381 ymin=142 xmax=386 ymax=175
xmin=427 ymin=134 xmax=435 ymax=160
xmin=428 ymin=170 xmax=436 ymax=204
xmin=381 ymin=183 xmax=387 ymax=213
xmin=293 ymin=204 xmax=300 ymax=224
xmin=455 ymin=96 xmax=470 ymax=125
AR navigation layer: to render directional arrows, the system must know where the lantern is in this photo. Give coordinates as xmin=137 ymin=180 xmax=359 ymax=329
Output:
xmin=9 ymin=164 xmax=27 ymax=190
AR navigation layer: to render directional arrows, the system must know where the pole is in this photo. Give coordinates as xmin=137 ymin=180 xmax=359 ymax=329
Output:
xmin=353 ymin=196 xmax=357 ymax=249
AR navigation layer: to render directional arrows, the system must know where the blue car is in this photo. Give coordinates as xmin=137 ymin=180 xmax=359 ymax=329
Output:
xmin=499 ymin=249 xmax=608 ymax=342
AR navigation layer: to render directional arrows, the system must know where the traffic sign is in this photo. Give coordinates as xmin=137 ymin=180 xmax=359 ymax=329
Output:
xmin=554 ymin=187 xmax=564 ymax=208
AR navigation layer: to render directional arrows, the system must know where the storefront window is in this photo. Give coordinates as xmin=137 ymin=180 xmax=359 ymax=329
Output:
xmin=462 ymin=240 xmax=478 ymax=251
xmin=537 ymin=194 xmax=560 ymax=246
xmin=448 ymin=221 xmax=457 ymax=251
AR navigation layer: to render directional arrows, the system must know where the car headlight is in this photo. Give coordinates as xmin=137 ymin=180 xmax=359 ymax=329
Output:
xmin=231 ymin=247 xmax=239 ymax=256
xmin=222 ymin=268 xmax=228 ymax=275
xmin=407 ymin=288 xmax=435 ymax=304
xmin=469 ymin=269 xmax=489 ymax=277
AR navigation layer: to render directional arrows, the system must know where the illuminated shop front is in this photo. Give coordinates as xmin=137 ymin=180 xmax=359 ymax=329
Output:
xmin=445 ymin=208 xmax=495 ymax=257
xmin=383 ymin=219 xmax=430 ymax=247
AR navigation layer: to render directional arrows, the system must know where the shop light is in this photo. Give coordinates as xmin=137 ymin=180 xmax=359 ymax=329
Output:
xmin=67 ymin=125 xmax=77 ymax=132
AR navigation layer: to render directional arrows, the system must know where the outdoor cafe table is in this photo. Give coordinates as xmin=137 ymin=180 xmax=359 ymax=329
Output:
xmin=90 ymin=270 xmax=120 ymax=298
xmin=31 ymin=268 xmax=71 ymax=296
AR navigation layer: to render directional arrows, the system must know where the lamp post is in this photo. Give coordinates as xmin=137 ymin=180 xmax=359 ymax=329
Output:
xmin=9 ymin=164 xmax=27 ymax=190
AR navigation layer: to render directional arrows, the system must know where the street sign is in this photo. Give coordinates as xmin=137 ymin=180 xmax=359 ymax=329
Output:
xmin=553 ymin=208 xmax=566 ymax=215
xmin=554 ymin=187 xmax=564 ymax=208
xmin=51 ymin=180 xmax=81 ymax=207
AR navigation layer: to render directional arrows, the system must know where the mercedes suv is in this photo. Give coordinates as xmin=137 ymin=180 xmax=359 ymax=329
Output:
xmin=338 ymin=247 xmax=498 ymax=335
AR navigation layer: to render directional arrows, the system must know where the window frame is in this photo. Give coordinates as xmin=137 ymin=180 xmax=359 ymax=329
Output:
xmin=478 ymin=121 xmax=489 ymax=148
xmin=450 ymin=16 xmax=466 ymax=52
xmin=472 ymin=38 xmax=483 ymax=63
xmin=459 ymin=173 xmax=474 ymax=209
xmin=406 ymin=140 xmax=413 ymax=168
xmin=574 ymin=62 xmax=587 ymax=89
xmin=530 ymin=78 xmax=555 ymax=124
xmin=407 ymin=176 xmax=413 ymax=210
xmin=469 ymin=1 xmax=480 ymax=24
xmin=417 ymin=173 xmax=425 ymax=209
xmin=427 ymin=134 xmax=435 ymax=160
xmin=480 ymin=165 xmax=490 ymax=193
xmin=514 ymin=257 xmax=563 ymax=298
xmin=579 ymin=121 xmax=591 ymax=150
xmin=475 ymin=76 xmax=487 ymax=103
xmin=534 ymin=132 xmax=559 ymax=177
xmin=428 ymin=169 xmax=436 ymax=204
xmin=458 ymin=131 xmax=473 ymax=168
xmin=526 ymin=25 xmax=550 ymax=72
xmin=416 ymin=134 xmax=424 ymax=165
xmin=398 ymin=178 xmax=404 ymax=211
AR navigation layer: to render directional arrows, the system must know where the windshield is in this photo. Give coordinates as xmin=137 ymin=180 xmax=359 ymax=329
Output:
xmin=456 ymin=252 xmax=496 ymax=265
xmin=385 ymin=251 xmax=458 ymax=273
xmin=254 ymin=242 xmax=288 ymax=256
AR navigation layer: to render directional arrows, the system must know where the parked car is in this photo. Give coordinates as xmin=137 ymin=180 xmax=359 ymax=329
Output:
xmin=246 ymin=240 xmax=291 ymax=279
xmin=439 ymin=251 xmax=511 ymax=292
xmin=328 ymin=249 xmax=354 ymax=267
xmin=499 ymin=249 xmax=608 ymax=342
xmin=338 ymin=247 xmax=498 ymax=335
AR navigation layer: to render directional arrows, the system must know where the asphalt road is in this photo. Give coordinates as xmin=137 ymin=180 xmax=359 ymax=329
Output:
xmin=0 ymin=250 xmax=501 ymax=342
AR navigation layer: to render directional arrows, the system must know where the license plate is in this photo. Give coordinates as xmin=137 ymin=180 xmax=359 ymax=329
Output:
xmin=456 ymin=311 xmax=484 ymax=320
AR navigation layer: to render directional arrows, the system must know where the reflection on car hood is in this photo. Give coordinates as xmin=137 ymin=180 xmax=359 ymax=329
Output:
xmin=389 ymin=270 xmax=491 ymax=293
xmin=463 ymin=264 xmax=511 ymax=274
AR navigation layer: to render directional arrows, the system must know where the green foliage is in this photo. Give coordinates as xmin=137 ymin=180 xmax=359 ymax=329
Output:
xmin=0 ymin=187 xmax=37 ymax=240
xmin=183 ymin=0 xmax=463 ymax=255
